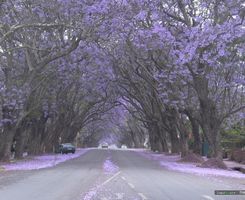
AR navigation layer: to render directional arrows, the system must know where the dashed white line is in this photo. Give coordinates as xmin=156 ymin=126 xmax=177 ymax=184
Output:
xmin=115 ymin=193 xmax=124 ymax=199
xmin=127 ymin=182 xmax=135 ymax=189
xmin=100 ymin=171 xmax=121 ymax=187
xmin=100 ymin=198 xmax=107 ymax=200
xmin=138 ymin=192 xmax=148 ymax=200
xmin=120 ymin=175 xmax=148 ymax=200
xmin=202 ymin=195 xmax=215 ymax=200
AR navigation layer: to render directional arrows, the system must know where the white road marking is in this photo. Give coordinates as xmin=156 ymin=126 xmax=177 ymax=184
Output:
xmin=100 ymin=171 xmax=121 ymax=187
xmin=138 ymin=193 xmax=148 ymax=200
xmin=202 ymin=195 xmax=215 ymax=200
xmin=127 ymin=182 xmax=135 ymax=189
xmin=120 ymin=174 xmax=147 ymax=200
xmin=116 ymin=193 xmax=124 ymax=199
xmin=82 ymin=172 xmax=121 ymax=200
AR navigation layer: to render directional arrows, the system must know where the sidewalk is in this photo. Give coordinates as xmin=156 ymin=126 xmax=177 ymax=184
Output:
xmin=224 ymin=159 xmax=245 ymax=173
xmin=0 ymin=148 xmax=89 ymax=171
xmin=137 ymin=150 xmax=245 ymax=179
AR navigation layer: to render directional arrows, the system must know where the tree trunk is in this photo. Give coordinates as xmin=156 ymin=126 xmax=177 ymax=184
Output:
xmin=0 ymin=103 xmax=16 ymax=161
xmin=14 ymin=129 xmax=24 ymax=159
xmin=27 ymin=116 xmax=48 ymax=155
xmin=180 ymin=133 xmax=189 ymax=157
xmin=202 ymin=124 xmax=222 ymax=159
xmin=169 ymin=129 xmax=180 ymax=154
xmin=149 ymin=130 xmax=161 ymax=152
xmin=0 ymin=121 xmax=16 ymax=161
xmin=193 ymin=75 xmax=223 ymax=159
xmin=15 ymin=128 xmax=30 ymax=159
xmin=177 ymin=116 xmax=190 ymax=158
xmin=184 ymin=110 xmax=201 ymax=154
xmin=158 ymin=125 xmax=169 ymax=152
xmin=2 ymin=138 xmax=12 ymax=161
xmin=149 ymin=122 xmax=167 ymax=152
xmin=199 ymin=100 xmax=223 ymax=159
xmin=191 ymin=119 xmax=201 ymax=154
xmin=28 ymin=138 xmax=42 ymax=155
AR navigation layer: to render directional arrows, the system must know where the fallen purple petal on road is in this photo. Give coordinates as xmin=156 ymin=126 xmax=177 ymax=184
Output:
xmin=103 ymin=157 xmax=119 ymax=174
xmin=137 ymin=151 xmax=245 ymax=179
xmin=83 ymin=187 xmax=98 ymax=200
xmin=2 ymin=148 xmax=89 ymax=171
xmin=81 ymin=157 xmax=120 ymax=200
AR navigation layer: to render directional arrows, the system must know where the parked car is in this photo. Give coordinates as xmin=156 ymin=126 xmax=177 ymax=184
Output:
xmin=109 ymin=144 xmax=118 ymax=149
xmin=101 ymin=143 xmax=109 ymax=148
xmin=58 ymin=143 xmax=76 ymax=154
xmin=121 ymin=144 xmax=127 ymax=149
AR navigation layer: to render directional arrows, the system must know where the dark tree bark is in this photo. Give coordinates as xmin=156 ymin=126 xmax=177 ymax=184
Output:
xmin=190 ymin=118 xmax=201 ymax=154
xmin=0 ymin=105 xmax=16 ymax=161
xmin=184 ymin=109 xmax=202 ymax=154
xmin=0 ymin=126 xmax=15 ymax=161
xmin=14 ymin=128 xmax=28 ymax=159
xmin=169 ymin=130 xmax=180 ymax=154
xmin=193 ymin=75 xmax=223 ymax=159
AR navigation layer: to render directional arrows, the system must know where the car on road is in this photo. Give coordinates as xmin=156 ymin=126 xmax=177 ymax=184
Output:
xmin=101 ymin=143 xmax=109 ymax=148
xmin=109 ymin=144 xmax=118 ymax=149
xmin=121 ymin=144 xmax=127 ymax=149
xmin=58 ymin=143 xmax=76 ymax=154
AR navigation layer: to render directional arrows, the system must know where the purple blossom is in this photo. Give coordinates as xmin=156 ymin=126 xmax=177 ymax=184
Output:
xmin=135 ymin=10 xmax=147 ymax=20
xmin=83 ymin=187 xmax=98 ymax=200
xmin=2 ymin=149 xmax=89 ymax=171
xmin=1 ymin=118 xmax=13 ymax=124
xmin=137 ymin=151 xmax=245 ymax=179
xmin=103 ymin=157 xmax=119 ymax=174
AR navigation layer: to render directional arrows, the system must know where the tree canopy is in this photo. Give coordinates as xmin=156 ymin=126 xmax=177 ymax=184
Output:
xmin=0 ymin=0 xmax=244 ymax=161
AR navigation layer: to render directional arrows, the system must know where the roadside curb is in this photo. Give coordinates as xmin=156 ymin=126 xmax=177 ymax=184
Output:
xmin=138 ymin=151 xmax=245 ymax=178
xmin=224 ymin=160 xmax=245 ymax=174
xmin=1 ymin=149 xmax=89 ymax=171
xmin=0 ymin=166 xmax=5 ymax=172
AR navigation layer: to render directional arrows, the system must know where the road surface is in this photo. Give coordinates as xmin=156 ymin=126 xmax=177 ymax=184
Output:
xmin=0 ymin=149 xmax=244 ymax=200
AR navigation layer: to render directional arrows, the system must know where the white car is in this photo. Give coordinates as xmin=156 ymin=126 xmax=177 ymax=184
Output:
xmin=109 ymin=144 xmax=118 ymax=149
xmin=121 ymin=144 xmax=127 ymax=149
xmin=101 ymin=143 xmax=109 ymax=148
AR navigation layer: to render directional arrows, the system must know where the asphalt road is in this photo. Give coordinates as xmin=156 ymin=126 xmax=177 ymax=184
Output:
xmin=0 ymin=149 xmax=244 ymax=200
